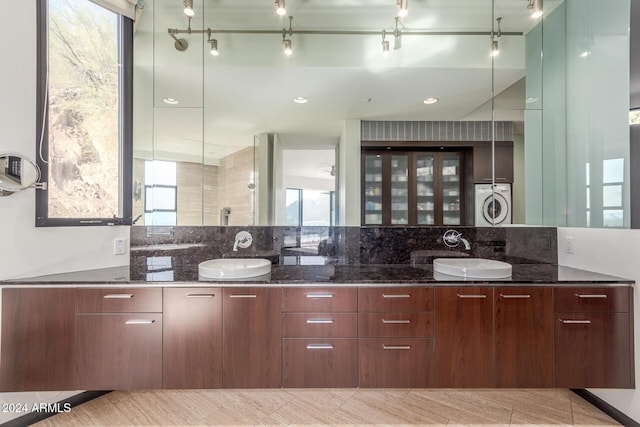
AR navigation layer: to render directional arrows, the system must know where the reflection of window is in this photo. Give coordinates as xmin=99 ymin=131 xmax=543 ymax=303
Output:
xmin=586 ymin=159 xmax=625 ymax=227
xmin=144 ymin=161 xmax=177 ymax=225
xmin=285 ymin=188 xmax=334 ymax=227
xmin=36 ymin=0 xmax=132 ymax=226
xmin=602 ymin=158 xmax=624 ymax=227
xmin=630 ymin=109 xmax=640 ymax=125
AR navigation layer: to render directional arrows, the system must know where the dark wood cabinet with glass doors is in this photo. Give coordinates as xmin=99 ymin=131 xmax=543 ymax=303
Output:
xmin=362 ymin=150 xmax=465 ymax=226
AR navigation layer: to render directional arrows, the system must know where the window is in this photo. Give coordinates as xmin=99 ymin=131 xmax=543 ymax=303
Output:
xmin=36 ymin=0 xmax=133 ymax=226
xmin=144 ymin=160 xmax=177 ymax=226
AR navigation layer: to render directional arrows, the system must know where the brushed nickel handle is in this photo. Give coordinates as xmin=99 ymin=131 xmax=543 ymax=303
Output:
xmin=125 ymin=319 xmax=155 ymax=325
xmin=457 ymin=294 xmax=487 ymax=299
xmin=575 ymin=294 xmax=607 ymax=298
xmin=382 ymin=319 xmax=411 ymax=324
xmin=500 ymin=294 xmax=531 ymax=299
xmin=186 ymin=294 xmax=215 ymax=298
xmin=560 ymin=319 xmax=592 ymax=324
xmin=306 ymin=318 xmax=334 ymax=324
xmin=382 ymin=294 xmax=411 ymax=298
xmin=306 ymin=344 xmax=334 ymax=350
xmin=306 ymin=293 xmax=334 ymax=298
xmin=229 ymin=294 xmax=258 ymax=298
xmin=104 ymin=294 xmax=134 ymax=299
xmin=383 ymin=345 xmax=411 ymax=350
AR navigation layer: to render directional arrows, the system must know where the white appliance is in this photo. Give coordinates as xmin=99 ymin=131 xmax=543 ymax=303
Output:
xmin=475 ymin=184 xmax=512 ymax=226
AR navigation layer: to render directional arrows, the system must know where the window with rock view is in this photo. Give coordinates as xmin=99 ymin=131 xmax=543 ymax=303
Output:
xmin=36 ymin=0 xmax=131 ymax=225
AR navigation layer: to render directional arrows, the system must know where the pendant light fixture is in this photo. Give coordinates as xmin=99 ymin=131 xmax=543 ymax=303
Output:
xmin=490 ymin=17 xmax=502 ymax=57
xmin=282 ymin=16 xmax=293 ymax=56
xmin=381 ymin=30 xmax=390 ymax=55
xmin=183 ymin=0 xmax=194 ymax=17
xmin=397 ymin=0 xmax=408 ymax=17
xmin=275 ymin=0 xmax=286 ymax=16
xmin=528 ymin=0 xmax=543 ymax=19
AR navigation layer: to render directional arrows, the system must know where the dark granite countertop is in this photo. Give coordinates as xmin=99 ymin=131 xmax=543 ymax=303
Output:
xmin=1 ymin=263 xmax=633 ymax=287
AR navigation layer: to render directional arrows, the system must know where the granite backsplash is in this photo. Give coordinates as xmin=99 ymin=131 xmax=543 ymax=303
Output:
xmin=130 ymin=226 xmax=557 ymax=270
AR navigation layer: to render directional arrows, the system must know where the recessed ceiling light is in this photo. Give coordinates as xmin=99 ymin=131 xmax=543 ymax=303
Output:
xmin=580 ymin=50 xmax=591 ymax=58
xmin=423 ymin=98 xmax=439 ymax=105
xmin=163 ymin=97 xmax=179 ymax=105
xmin=293 ymin=97 xmax=308 ymax=104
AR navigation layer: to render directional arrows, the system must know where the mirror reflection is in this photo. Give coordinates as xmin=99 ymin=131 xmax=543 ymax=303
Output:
xmin=133 ymin=0 xmax=631 ymax=228
xmin=0 ymin=154 xmax=41 ymax=194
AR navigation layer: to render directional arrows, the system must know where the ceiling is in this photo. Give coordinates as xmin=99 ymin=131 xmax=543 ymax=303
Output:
xmin=134 ymin=0 xmax=562 ymax=166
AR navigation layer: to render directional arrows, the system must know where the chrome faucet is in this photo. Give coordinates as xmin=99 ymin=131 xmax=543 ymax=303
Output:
xmin=233 ymin=231 xmax=253 ymax=251
xmin=443 ymin=229 xmax=471 ymax=250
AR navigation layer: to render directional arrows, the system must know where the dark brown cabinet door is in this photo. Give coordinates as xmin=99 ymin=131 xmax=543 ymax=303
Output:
xmin=76 ymin=313 xmax=162 ymax=390
xmin=435 ymin=287 xmax=494 ymax=388
xmin=163 ymin=288 xmax=222 ymax=389
xmin=554 ymin=312 xmax=632 ymax=388
xmin=473 ymin=142 xmax=514 ymax=183
xmin=0 ymin=289 xmax=76 ymax=391
xmin=494 ymin=287 xmax=553 ymax=387
xmin=359 ymin=338 xmax=435 ymax=387
xmin=282 ymin=339 xmax=358 ymax=387
xmin=222 ymin=288 xmax=281 ymax=388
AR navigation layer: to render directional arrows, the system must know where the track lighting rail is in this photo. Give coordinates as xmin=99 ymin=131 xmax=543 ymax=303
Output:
xmin=167 ymin=28 xmax=522 ymax=37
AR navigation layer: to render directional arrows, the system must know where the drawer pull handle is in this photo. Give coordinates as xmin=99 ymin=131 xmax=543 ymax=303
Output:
xmin=186 ymin=294 xmax=215 ymax=298
xmin=382 ymin=319 xmax=411 ymax=324
xmin=575 ymin=294 xmax=607 ymax=299
xmin=229 ymin=294 xmax=258 ymax=298
xmin=125 ymin=319 xmax=155 ymax=325
xmin=560 ymin=319 xmax=592 ymax=324
xmin=306 ymin=344 xmax=334 ymax=350
xmin=104 ymin=294 xmax=134 ymax=299
xmin=306 ymin=318 xmax=334 ymax=324
xmin=306 ymin=293 xmax=334 ymax=298
xmin=500 ymin=294 xmax=531 ymax=299
xmin=383 ymin=345 xmax=411 ymax=350
xmin=382 ymin=294 xmax=411 ymax=298
xmin=457 ymin=294 xmax=487 ymax=299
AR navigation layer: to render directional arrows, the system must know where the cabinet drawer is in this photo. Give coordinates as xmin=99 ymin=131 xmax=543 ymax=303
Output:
xmin=282 ymin=313 xmax=357 ymax=338
xmin=282 ymin=287 xmax=357 ymax=312
xmin=359 ymin=338 xmax=435 ymax=387
xmin=282 ymin=339 xmax=358 ymax=387
xmin=77 ymin=288 xmax=162 ymax=313
xmin=358 ymin=312 xmax=434 ymax=337
xmin=554 ymin=287 xmax=630 ymax=313
xmin=358 ymin=287 xmax=434 ymax=312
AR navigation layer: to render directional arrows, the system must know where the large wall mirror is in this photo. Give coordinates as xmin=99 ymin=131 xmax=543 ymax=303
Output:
xmin=133 ymin=0 xmax=631 ymax=228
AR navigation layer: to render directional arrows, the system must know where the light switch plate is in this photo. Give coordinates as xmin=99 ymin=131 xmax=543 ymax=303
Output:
xmin=114 ymin=238 xmax=127 ymax=255
xmin=564 ymin=236 xmax=575 ymax=254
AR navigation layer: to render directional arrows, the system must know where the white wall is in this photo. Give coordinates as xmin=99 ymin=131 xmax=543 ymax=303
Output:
xmin=0 ymin=2 xmax=129 ymax=422
xmin=338 ymin=120 xmax=361 ymax=226
xmin=0 ymin=0 xmax=130 ymax=281
xmin=558 ymin=227 xmax=640 ymax=423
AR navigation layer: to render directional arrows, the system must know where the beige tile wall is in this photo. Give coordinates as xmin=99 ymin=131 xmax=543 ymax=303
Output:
xmin=218 ymin=146 xmax=255 ymax=226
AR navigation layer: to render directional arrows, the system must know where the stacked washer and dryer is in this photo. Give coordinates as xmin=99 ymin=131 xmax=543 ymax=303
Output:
xmin=474 ymin=183 xmax=512 ymax=226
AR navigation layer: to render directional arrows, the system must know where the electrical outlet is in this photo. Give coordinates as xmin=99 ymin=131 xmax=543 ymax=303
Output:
xmin=113 ymin=238 xmax=127 ymax=255
xmin=564 ymin=236 xmax=575 ymax=254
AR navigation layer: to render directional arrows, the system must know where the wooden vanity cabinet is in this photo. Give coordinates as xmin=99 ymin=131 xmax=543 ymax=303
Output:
xmin=435 ymin=287 xmax=494 ymax=388
xmin=0 ymin=288 xmax=76 ymax=391
xmin=163 ymin=288 xmax=222 ymax=389
xmin=554 ymin=287 xmax=634 ymax=388
xmin=358 ymin=287 xmax=436 ymax=387
xmin=222 ymin=287 xmax=281 ymax=388
xmin=75 ymin=288 xmax=163 ymax=390
xmin=494 ymin=287 xmax=553 ymax=388
xmin=282 ymin=287 xmax=358 ymax=388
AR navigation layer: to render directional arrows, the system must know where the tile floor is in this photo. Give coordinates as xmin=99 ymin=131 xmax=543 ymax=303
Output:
xmin=34 ymin=388 xmax=620 ymax=426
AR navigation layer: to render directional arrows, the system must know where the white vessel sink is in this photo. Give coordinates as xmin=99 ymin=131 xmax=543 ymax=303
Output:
xmin=198 ymin=258 xmax=271 ymax=280
xmin=433 ymin=258 xmax=512 ymax=279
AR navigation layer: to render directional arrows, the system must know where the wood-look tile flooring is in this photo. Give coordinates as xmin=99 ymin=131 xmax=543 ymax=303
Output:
xmin=35 ymin=389 xmax=620 ymax=426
